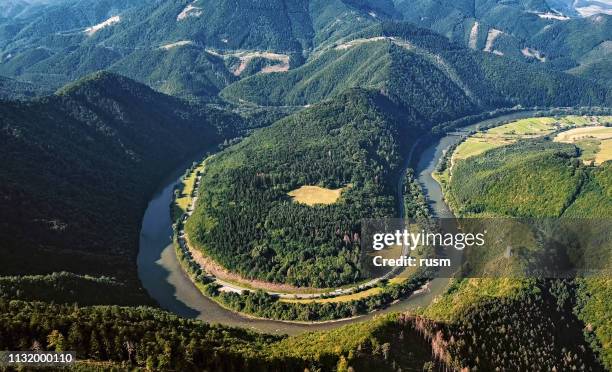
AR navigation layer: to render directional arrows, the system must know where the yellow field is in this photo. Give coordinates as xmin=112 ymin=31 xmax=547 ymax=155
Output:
xmin=487 ymin=117 xmax=557 ymax=135
xmin=280 ymin=277 xmax=407 ymax=304
xmin=598 ymin=139 xmax=612 ymax=165
xmin=453 ymin=136 xmax=512 ymax=162
xmin=453 ymin=116 xmax=611 ymax=163
xmin=175 ymin=162 xmax=206 ymax=213
xmin=555 ymin=126 xmax=612 ymax=142
xmin=288 ymin=185 xmax=347 ymax=206
xmin=554 ymin=126 xmax=612 ymax=165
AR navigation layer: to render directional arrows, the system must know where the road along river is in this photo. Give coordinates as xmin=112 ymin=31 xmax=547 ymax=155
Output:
xmin=137 ymin=111 xmax=537 ymax=335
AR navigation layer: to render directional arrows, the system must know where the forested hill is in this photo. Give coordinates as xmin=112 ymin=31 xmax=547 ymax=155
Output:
xmin=1 ymin=0 xmax=610 ymax=98
xmin=0 ymin=0 xmax=391 ymax=98
xmin=186 ymin=89 xmax=420 ymax=288
xmin=222 ymin=22 xmax=611 ymax=122
xmin=0 ymin=71 xmax=243 ymax=304
xmin=395 ymin=0 xmax=612 ymax=87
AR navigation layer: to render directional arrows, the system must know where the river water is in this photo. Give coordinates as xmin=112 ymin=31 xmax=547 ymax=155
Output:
xmin=137 ymin=111 xmax=536 ymax=335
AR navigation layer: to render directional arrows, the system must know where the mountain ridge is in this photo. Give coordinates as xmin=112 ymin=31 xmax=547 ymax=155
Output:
xmin=0 ymin=71 xmax=242 ymax=303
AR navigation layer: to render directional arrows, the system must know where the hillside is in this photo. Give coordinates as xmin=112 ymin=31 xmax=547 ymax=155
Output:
xmin=0 ymin=74 xmax=45 ymax=99
xmin=449 ymin=139 xmax=611 ymax=217
xmin=0 ymin=299 xmax=452 ymax=371
xmin=1 ymin=291 xmax=600 ymax=371
xmin=0 ymin=71 xmax=243 ymax=304
xmin=0 ymin=0 xmax=394 ymax=98
xmin=433 ymin=136 xmax=612 ymax=369
xmin=222 ymin=22 xmax=610 ymax=118
xmin=394 ymin=0 xmax=612 ymax=86
xmin=185 ymin=89 xmax=419 ymax=288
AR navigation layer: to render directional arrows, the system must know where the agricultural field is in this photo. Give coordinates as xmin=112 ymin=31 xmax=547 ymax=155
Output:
xmin=287 ymin=185 xmax=348 ymax=206
xmin=453 ymin=116 xmax=611 ymax=163
xmin=554 ymin=126 xmax=612 ymax=165
xmin=174 ymin=161 xmax=206 ymax=215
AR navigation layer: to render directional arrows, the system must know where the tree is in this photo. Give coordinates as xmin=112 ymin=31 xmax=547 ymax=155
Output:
xmin=47 ymin=330 xmax=65 ymax=352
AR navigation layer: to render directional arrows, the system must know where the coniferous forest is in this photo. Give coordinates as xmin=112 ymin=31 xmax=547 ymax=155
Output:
xmin=0 ymin=0 xmax=610 ymax=370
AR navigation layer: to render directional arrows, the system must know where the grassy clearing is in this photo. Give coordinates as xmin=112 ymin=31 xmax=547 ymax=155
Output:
xmin=421 ymin=278 xmax=531 ymax=322
xmin=555 ymin=126 xmax=612 ymax=165
xmin=287 ymin=185 xmax=348 ymax=206
xmin=453 ymin=136 xmax=511 ymax=162
xmin=175 ymin=161 xmax=206 ymax=214
xmin=487 ymin=117 xmax=557 ymax=135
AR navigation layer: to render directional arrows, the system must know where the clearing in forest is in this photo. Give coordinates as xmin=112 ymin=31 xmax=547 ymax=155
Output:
xmin=554 ymin=126 xmax=612 ymax=165
xmin=175 ymin=162 xmax=206 ymax=214
xmin=288 ymin=185 xmax=347 ymax=206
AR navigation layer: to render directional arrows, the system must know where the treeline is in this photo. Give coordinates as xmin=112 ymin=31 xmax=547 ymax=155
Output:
xmin=186 ymin=90 xmax=419 ymax=288
xmin=0 ymin=298 xmax=449 ymax=371
xmin=1 ymin=280 xmax=602 ymax=370
xmin=0 ymin=72 xmax=244 ymax=303
xmin=210 ymin=277 xmax=429 ymax=322
xmin=176 ymin=222 xmax=431 ymax=322
xmin=441 ymin=281 xmax=604 ymax=371
xmin=0 ymin=299 xmax=298 ymax=371
xmin=0 ymin=272 xmax=149 ymax=306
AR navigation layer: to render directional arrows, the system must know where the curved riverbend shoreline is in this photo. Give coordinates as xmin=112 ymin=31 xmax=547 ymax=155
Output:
xmin=137 ymin=111 xmax=540 ymax=335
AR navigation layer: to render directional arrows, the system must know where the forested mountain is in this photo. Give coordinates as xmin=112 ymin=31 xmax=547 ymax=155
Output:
xmin=223 ymin=22 xmax=610 ymax=121
xmin=0 ymin=0 xmax=395 ymax=99
xmin=186 ymin=89 xmax=419 ymax=287
xmin=394 ymin=0 xmax=612 ymax=86
xmin=0 ymin=74 xmax=45 ymax=99
xmin=0 ymin=71 xmax=243 ymax=304
xmin=1 ymin=0 xmax=610 ymax=97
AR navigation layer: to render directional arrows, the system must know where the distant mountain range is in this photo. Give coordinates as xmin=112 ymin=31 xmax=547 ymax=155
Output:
xmin=0 ymin=0 xmax=610 ymax=99
xmin=224 ymin=22 xmax=611 ymax=120
xmin=547 ymin=0 xmax=612 ymax=16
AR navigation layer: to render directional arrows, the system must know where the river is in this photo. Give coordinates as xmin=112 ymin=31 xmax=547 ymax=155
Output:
xmin=137 ymin=111 xmax=537 ymax=335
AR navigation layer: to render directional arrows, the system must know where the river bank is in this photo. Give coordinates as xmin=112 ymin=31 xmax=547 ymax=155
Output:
xmin=137 ymin=111 xmax=541 ymax=335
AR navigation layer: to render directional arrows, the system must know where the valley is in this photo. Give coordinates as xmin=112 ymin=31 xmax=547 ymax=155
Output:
xmin=0 ymin=1 xmax=611 ymax=370
xmin=137 ymin=110 xmax=554 ymax=328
